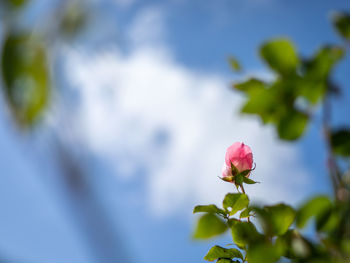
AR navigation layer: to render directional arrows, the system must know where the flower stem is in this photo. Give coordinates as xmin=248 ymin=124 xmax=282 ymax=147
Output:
xmin=240 ymin=184 xmax=246 ymax=194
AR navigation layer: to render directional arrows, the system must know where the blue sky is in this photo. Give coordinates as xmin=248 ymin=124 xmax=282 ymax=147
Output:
xmin=0 ymin=0 xmax=350 ymax=262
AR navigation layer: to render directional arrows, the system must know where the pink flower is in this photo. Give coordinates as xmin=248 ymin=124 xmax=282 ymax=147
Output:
xmin=222 ymin=142 xmax=253 ymax=180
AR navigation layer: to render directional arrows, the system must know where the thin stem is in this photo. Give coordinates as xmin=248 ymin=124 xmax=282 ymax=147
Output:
xmin=240 ymin=184 xmax=246 ymax=194
xmin=322 ymin=92 xmax=343 ymax=199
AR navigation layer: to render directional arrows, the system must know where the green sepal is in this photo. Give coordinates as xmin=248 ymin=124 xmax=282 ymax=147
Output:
xmin=243 ymin=177 xmax=258 ymax=184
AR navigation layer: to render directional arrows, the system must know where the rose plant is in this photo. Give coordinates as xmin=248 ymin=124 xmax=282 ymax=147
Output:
xmin=193 ymin=142 xmax=297 ymax=263
xmin=193 ymin=11 xmax=350 ymax=263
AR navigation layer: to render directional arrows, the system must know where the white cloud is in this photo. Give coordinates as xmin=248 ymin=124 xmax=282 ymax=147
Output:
xmin=56 ymin=6 xmax=312 ymax=217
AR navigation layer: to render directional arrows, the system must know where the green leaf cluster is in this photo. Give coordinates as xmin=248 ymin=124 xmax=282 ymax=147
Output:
xmin=193 ymin=193 xmax=250 ymax=241
xmin=233 ymin=38 xmax=344 ymax=141
xmin=194 ymin=192 xmax=350 ymax=263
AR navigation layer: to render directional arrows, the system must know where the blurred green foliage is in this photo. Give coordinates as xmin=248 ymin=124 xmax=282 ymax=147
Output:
xmin=194 ymin=11 xmax=350 ymax=263
xmin=331 ymin=129 xmax=350 ymax=156
xmin=234 ymin=39 xmax=344 ymax=141
xmin=0 ymin=0 xmax=86 ymax=128
xmin=332 ymin=11 xmax=350 ymax=41
xmin=1 ymin=33 xmax=50 ymax=127
xmin=59 ymin=1 xmax=87 ymax=38
xmin=3 ymin=0 xmax=28 ymax=9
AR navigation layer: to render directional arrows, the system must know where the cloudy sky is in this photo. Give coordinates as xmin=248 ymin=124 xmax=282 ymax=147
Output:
xmin=0 ymin=0 xmax=350 ymax=262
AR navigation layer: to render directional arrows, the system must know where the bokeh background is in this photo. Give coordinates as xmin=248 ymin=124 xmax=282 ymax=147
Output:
xmin=0 ymin=0 xmax=350 ymax=262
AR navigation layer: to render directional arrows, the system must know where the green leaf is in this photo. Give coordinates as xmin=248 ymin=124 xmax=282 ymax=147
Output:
xmin=5 ymin=0 xmax=28 ymax=9
xmin=299 ymin=45 xmax=344 ymax=104
xmin=315 ymin=207 xmax=339 ymax=232
xmin=231 ymin=221 xmax=263 ymax=248
xmin=255 ymin=204 xmax=296 ymax=236
xmin=223 ymin=193 xmax=249 ymax=216
xmin=247 ymin=243 xmax=282 ymax=263
xmin=277 ymin=110 xmax=308 ymax=141
xmin=234 ymin=78 xmax=266 ymax=94
xmin=240 ymin=207 xmax=252 ymax=218
xmin=227 ymin=218 xmax=240 ymax=228
xmin=243 ymin=177 xmax=257 ymax=184
xmin=228 ymin=56 xmax=242 ymax=72
xmin=193 ymin=205 xmax=226 ymax=217
xmin=305 ymin=46 xmax=344 ymax=79
xmin=275 ymin=229 xmax=312 ymax=259
xmin=331 ymin=129 xmax=350 ymax=156
xmin=296 ymin=196 xmax=332 ymax=229
xmin=240 ymin=86 xmax=279 ymax=124
xmin=1 ymin=33 xmax=50 ymax=128
xmin=260 ymin=38 xmax=299 ymax=75
xmin=266 ymin=204 xmax=296 ymax=236
xmin=216 ymin=259 xmax=233 ymax=263
xmin=204 ymin=245 xmax=243 ymax=261
xmin=193 ymin=214 xmax=227 ymax=239
xmin=332 ymin=11 xmax=350 ymax=41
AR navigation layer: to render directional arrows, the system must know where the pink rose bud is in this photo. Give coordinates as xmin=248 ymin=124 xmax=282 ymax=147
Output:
xmin=222 ymin=142 xmax=253 ymax=181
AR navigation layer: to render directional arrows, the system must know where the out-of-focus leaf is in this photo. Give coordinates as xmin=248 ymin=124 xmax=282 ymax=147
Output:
xmin=309 ymin=46 xmax=345 ymax=78
xmin=231 ymin=221 xmax=263 ymax=248
xmin=193 ymin=205 xmax=226 ymax=217
xmin=247 ymin=243 xmax=281 ymax=263
xmin=260 ymin=38 xmax=299 ymax=75
xmin=240 ymin=86 xmax=279 ymax=124
xmin=276 ymin=230 xmax=312 ymax=259
xmin=315 ymin=207 xmax=339 ymax=233
xmin=234 ymin=78 xmax=266 ymax=94
xmin=228 ymin=56 xmax=242 ymax=72
xmin=332 ymin=11 xmax=350 ymax=41
xmin=331 ymin=129 xmax=350 ymax=156
xmin=193 ymin=213 xmax=227 ymax=239
xmin=277 ymin=110 xmax=308 ymax=141
xmin=223 ymin=193 xmax=249 ymax=216
xmin=204 ymin=245 xmax=243 ymax=261
xmin=1 ymin=33 xmax=50 ymax=127
xmin=296 ymin=196 xmax=332 ymax=229
xmin=5 ymin=0 xmax=28 ymax=8
xmin=341 ymin=240 xmax=350 ymax=254
xmin=255 ymin=204 xmax=296 ymax=236
xmin=275 ymin=230 xmax=293 ymax=259
xmin=60 ymin=1 xmax=87 ymax=38
xmin=299 ymin=45 xmax=344 ymax=104
xmin=291 ymin=237 xmax=313 ymax=260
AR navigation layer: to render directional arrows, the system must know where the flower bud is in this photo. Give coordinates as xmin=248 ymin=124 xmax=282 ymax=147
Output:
xmin=221 ymin=142 xmax=253 ymax=182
